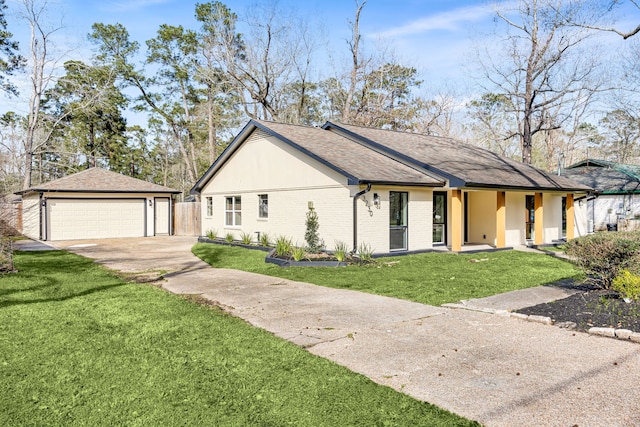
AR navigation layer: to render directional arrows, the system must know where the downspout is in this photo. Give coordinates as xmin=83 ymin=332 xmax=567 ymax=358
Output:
xmin=352 ymin=183 xmax=372 ymax=252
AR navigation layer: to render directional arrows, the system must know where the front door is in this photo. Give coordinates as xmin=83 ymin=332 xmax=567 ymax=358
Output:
xmin=433 ymin=192 xmax=446 ymax=245
xmin=525 ymin=195 xmax=535 ymax=240
xmin=154 ymin=197 xmax=170 ymax=235
xmin=389 ymin=191 xmax=408 ymax=251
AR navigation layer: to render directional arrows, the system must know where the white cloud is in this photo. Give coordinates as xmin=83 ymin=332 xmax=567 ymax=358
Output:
xmin=375 ymin=4 xmax=494 ymax=38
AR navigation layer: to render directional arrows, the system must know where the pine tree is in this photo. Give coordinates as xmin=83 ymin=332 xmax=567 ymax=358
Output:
xmin=304 ymin=207 xmax=324 ymax=253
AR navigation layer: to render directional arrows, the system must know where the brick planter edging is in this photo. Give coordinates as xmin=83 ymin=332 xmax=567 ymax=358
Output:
xmin=265 ymin=248 xmax=348 ymax=268
xmin=197 ymin=236 xmax=347 ymax=268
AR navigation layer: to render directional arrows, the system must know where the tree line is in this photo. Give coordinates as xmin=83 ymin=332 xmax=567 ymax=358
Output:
xmin=1 ymin=0 xmax=639 ymax=197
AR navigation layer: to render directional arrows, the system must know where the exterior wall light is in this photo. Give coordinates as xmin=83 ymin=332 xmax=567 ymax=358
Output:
xmin=373 ymin=193 xmax=381 ymax=208
xmin=148 ymin=199 xmax=153 ymax=207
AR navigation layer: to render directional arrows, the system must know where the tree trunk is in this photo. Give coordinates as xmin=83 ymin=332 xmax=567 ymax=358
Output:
xmin=342 ymin=1 xmax=365 ymax=123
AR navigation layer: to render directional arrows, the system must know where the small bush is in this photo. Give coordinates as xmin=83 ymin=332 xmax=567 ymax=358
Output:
xmin=612 ymin=270 xmax=640 ymax=301
xmin=225 ymin=232 xmax=234 ymax=243
xmin=275 ymin=235 xmax=293 ymax=257
xmin=206 ymin=229 xmax=218 ymax=240
xmin=304 ymin=207 xmax=324 ymax=253
xmin=357 ymin=242 xmax=374 ymax=263
xmin=0 ymin=238 xmax=14 ymax=273
xmin=334 ymin=240 xmax=349 ymax=262
xmin=259 ymin=232 xmax=271 ymax=247
xmin=240 ymin=231 xmax=253 ymax=245
xmin=291 ymin=246 xmax=306 ymax=262
xmin=565 ymin=231 xmax=640 ymax=289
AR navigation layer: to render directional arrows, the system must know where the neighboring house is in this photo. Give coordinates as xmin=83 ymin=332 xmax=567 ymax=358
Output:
xmin=16 ymin=167 xmax=181 ymax=241
xmin=191 ymin=120 xmax=591 ymax=254
xmin=561 ymin=159 xmax=640 ymax=233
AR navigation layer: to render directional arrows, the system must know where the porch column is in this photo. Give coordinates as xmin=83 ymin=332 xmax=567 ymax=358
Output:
xmin=566 ymin=193 xmax=575 ymax=240
xmin=451 ymin=190 xmax=462 ymax=252
xmin=534 ymin=192 xmax=544 ymax=245
xmin=496 ymin=191 xmax=506 ymax=248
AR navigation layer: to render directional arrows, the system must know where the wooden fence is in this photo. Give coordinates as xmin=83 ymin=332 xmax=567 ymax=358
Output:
xmin=174 ymin=202 xmax=201 ymax=236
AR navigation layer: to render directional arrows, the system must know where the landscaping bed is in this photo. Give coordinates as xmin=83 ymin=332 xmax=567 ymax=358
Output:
xmin=516 ymin=287 xmax=640 ymax=333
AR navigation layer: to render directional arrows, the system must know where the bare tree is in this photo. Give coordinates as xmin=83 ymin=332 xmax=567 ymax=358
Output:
xmin=18 ymin=0 xmax=64 ymax=189
xmin=342 ymin=0 xmax=367 ymax=123
xmin=556 ymin=0 xmax=640 ymax=39
xmin=473 ymin=0 xmax=604 ymax=165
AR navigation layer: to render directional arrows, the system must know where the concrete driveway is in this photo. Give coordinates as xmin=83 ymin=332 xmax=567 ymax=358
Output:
xmin=51 ymin=236 xmax=640 ymax=427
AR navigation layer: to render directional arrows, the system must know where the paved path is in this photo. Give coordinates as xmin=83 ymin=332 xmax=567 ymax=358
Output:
xmin=51 ymin=237 xmax=640 ymax=427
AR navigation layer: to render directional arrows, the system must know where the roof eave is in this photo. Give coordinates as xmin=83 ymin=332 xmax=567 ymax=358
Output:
xmin=463 ymin=182 xmax=592 ymax=192
xmin=357 ymin=179 xmax=445 ymax=187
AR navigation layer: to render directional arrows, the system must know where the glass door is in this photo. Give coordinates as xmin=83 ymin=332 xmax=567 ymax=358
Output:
xmin=433 ymin=192 xmax=446 ymax=245
xmin=389 ymin=191 xmax=408 ymax=251
xmin=526 ymin=195 xmax=535 ymax=239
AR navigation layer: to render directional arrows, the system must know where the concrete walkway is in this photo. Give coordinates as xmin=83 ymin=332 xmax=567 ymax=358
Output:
xmin=50 ymin=237 xmax=640 ymax=427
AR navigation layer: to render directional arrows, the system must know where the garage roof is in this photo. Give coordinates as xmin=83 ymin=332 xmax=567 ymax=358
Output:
xmin=16 ymin=167 xmax=180 ymax=195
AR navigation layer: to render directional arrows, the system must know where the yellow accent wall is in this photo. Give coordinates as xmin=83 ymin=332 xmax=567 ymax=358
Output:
xmin=451 ymin=190 xmax=462 ymax=251
xmin=466 ymin=191 xmax=497 ymax=244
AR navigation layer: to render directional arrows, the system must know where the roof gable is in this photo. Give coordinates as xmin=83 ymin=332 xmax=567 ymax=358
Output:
xmin=191 ymin=120 xmax=445 ymax=194
xmin=17 ymin=168 xmax=180 ymax=195
xmin=324 ymin=122 xmax=591 ymax=192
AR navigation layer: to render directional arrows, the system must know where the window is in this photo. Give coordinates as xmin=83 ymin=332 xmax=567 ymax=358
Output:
xmin=206 ymin=197 xmax=213 ymax=217
xmin=258 ymin=194 xmax=268 ymax=219
xmin=225 ymin=196 xmax=242 ymax=226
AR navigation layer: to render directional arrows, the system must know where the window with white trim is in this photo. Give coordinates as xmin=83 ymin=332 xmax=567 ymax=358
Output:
xmin=225 ymin=196 xmax=242 ymax=226
xmin=258 ymin=194 xmax=268 ymax=219
xmin=206 ymin=197 xmax=213 ymax=217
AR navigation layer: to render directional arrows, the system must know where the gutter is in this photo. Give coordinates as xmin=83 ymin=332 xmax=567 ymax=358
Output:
xmin=352 ymin=183 xmax=372 ymax=253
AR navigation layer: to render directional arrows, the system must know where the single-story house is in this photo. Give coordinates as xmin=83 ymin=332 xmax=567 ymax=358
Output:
xmin=191 ymin=119 xmax=591 ymax=254
xmin=561 ymin=159 xmax=640 ymax=233
xmin=16 ymin=167 xmax=181 ymax=241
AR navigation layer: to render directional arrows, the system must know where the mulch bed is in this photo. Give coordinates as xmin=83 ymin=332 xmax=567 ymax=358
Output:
xmin=516 ymin=285 xmax=640 ymax=334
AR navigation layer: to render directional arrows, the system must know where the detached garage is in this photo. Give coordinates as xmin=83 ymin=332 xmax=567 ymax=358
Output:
xmin=16 ymin=167 xmax=180 ymax=241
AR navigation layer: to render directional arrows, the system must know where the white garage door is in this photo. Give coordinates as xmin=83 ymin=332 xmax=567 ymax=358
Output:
xmin=47 ymin=199 xmax=146 ymax=240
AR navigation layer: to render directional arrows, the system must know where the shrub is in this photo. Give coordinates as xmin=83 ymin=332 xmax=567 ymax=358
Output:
xmin=225 ymin=232 xmax=234 ymax=243
xmin=206 ymin=229 xmax=218 ymax=240
xmin=275 ymin=235 xmax=293 ymax=257
xmin=304 ymin=207 xmax=324 ymax=253
xmin=357 ymin=242 xmax=374 ymax=263
xmin=0 ymin=238 xmax=13 ymax=273
xmin=334 ymin=240 xmax=349 ymax=262
xmin=612 ymin=270 xmax=640 ymax=301
xmin=565 ymin=231 xmax=640 ymax=289
xmin=291 ymin=246 xmax=306 ymax=262
xmin=240 ymin=231 xmax=253 ymax=245
xmin=259 ymin=232 xmax=271 ymax=247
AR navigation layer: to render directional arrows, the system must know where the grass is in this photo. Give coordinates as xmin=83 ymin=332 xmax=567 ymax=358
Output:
xmin=0 ymin=250 xmax=477 ymax=426
xmin=192 ymin=243 xmax=582 ymax=306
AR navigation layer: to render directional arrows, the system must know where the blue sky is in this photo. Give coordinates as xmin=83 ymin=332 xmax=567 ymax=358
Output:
xmin=2 ymin=0 xmax=638 ymax=117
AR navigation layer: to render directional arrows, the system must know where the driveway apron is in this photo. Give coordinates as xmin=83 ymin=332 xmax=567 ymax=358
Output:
xmin=53 ymin=237 xmax=640 ymax=427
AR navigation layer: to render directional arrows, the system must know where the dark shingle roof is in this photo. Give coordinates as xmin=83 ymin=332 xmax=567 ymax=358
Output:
xmin=191 ymin=119 xmax=592 ymax=195
xmin=326 ymin=122 xmax=591 ymax=191
xmin=17 ymin=168 xmax=180 ymax=194
xmin=255 ymin=120 xmax=444 ymax=186
xmin=561 ymin=160 xmax=640 ymax=194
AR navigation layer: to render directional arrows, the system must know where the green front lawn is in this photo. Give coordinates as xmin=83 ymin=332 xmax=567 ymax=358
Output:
xmin=0 ymin=251 xmax=477 ymax=426
xmin=193 ymin=244 xmax=581 ymax=306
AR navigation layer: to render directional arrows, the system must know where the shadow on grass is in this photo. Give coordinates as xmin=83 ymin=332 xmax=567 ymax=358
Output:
xmin=3 ymin=251 xmax=128 ymax=309
xmin=0 ymin=282 xmax=126 ymax=309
